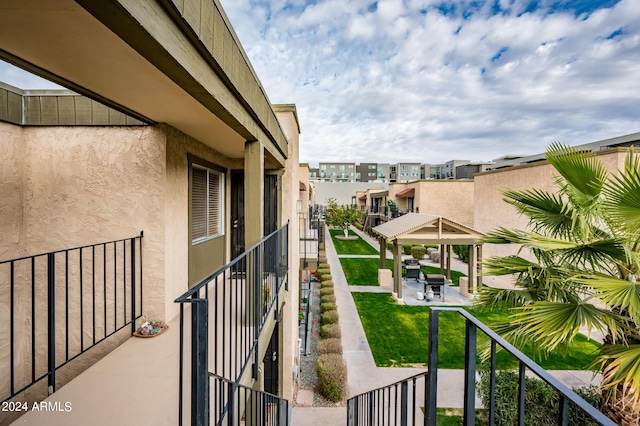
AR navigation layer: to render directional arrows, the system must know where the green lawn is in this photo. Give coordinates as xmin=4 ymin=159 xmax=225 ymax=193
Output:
xmin=330 ymin=229 xmax=379 ymax=255
xmin=339 ymin=258 xmax=387 ymax=286
xmin=340 ymin=258 xmax=468 ymax=287
xmin=352 ymin=292 xmax=601 ymax=370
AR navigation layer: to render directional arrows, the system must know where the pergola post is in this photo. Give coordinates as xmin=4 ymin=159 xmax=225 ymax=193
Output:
xmin=446 ymin=245 xmax=452 ymax=279
xmin=476 ymin=244 xmax=483 ymax=292
xmin=379 ymin=236 xmax=387 ymax=269
xmin=439 ymin=244 xmax=445 ymax=275
xmin=467 ymin=244 xmax=475 ymax=293
xmin=393 ymin=241 xmax=403 ymax=301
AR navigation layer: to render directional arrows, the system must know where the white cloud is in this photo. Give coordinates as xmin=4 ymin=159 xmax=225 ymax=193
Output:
xmin=221 ymin=0 xmax=640 ymax=164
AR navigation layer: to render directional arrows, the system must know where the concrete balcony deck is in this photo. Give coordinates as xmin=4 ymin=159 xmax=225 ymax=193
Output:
xmin=11 ymin=315 xmax=181 ymax=426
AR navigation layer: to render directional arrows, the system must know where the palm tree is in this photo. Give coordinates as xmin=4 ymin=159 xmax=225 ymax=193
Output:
xmin=478 ymin=143 xmax=640 ymax=424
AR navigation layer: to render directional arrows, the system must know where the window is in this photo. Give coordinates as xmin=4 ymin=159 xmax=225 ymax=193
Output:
xmin=192 ymin=164 xmax=224 ymax=243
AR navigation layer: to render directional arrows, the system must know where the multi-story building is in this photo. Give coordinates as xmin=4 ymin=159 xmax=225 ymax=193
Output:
xmin=455 ymin=162 xmax=494 ymax=179
xmin=318 ymin=162 xmax=357 ymax=182
xmin=356 ymin=162 xmax=380 ymax=182
xmin=0 ymin=2 xmax=302 ymax=425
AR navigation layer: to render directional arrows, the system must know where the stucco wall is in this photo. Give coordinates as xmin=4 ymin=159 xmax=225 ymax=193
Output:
xmin=274 ymin=108 xmax=300 ymax=401
xmin=163 ymin=125 xmax=239 ymax=321
xmin=474 ymin=149 xmax=629 ymax=260
xmin=390 ymin=180 xmax=475 ymax=227
xmin=0 ymin=123 xmax=168 ymax=417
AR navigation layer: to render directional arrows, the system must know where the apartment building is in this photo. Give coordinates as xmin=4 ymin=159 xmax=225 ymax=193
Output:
xmin=318 ymin=162 xmax=357 ymax=182
xmin=0 ymin=2 xmax=301 ymax=424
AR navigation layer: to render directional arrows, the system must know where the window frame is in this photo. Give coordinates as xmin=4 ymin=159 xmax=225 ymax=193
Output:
xmin=191 ymin=162 xmax=225 ymax=245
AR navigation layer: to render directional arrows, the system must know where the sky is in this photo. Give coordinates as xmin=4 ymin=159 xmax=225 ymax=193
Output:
xmin=219 ymin=0 xmax=640 ymax=165
xmin=1 ymin=1 xmax=637 ymax=165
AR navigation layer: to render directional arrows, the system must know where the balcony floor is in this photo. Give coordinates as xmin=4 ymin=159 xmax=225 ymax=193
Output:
xmin=11 ymin=316 xmax=180 ymax=426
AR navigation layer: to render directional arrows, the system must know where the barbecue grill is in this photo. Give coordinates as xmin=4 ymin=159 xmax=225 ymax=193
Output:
xmin=403 ymin=258 xmax=421 ymax=281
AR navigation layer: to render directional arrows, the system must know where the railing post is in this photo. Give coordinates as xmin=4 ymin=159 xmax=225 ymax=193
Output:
xmin=131 ymin=237 xmax=136 ymax=335
xmin=227 ymin=381 xmax=235 ymax=426
xmin=489 ymin=340 xmax=497 ymax=426
xmin=47 ymin=252 xmax=56 ymax=396
xmin=426 ymin=309 xmax=439 ymax=426
xmin=400 ymin=381 xmax=408 ymax=426
xmin=558 ymin=395 xmax=569 ymax=426
xmin=368 ymin=393 xmax=374 ymax=425
xmin=463 ymin=319 xmax=477 ymax=426
xmin=191 ymin=299 xmax=209 ymax=426
xmin=517 ymin=362 xmax=526 ymax=426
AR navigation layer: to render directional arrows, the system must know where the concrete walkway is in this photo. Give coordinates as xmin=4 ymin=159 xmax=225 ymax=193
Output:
xmin=291 ymin=226 xmax=602 ymax=425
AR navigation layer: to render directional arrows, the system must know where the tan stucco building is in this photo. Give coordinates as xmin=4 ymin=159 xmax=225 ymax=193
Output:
xmin=0 ymin=1 xmax=302 ymax=424
xmin=389 ymin=180 xmax=475 ymax=227
xmin=473 ymin=148 xmax=630 ymax=260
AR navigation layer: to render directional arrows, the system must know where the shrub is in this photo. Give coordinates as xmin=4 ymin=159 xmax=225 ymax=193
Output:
xmin=321 ymin=302 xmax=337 ymax=313
xmin=452 ymin=245 xmax=470 ymax=263
xmin=386 ymin=242 xmax=394 ymax=252
xmin=319 ymin=287 xmax=334 ymax=297
xmin=411 ymin=245 xmax=426 ymax=259
xmin=430 ymin=251 xmax=441 ymax=263
xmin=402 ymin=244 xmax=413 ymax=255
xmin=320 ymin=280 xmax=334 ymax=288
xmin=321 ymin=310 xmax=339 ymax=325
xmin=317 ymin=338 xmax=343 ymax=355
xmin=317 ymin=268 xmax=331 ymax=280
xmin=320 ymin=294 xmax=336 ymax=304
xmin=477 ymin=370 xmax=601 ymax=426
xmin=320 ymin=323 xmax=341 ymax=339
xmin=316 ymin=354 xmax=347 ymax=402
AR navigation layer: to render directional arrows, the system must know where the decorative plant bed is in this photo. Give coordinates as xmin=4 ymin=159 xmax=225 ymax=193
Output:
xmin=134 ymin=320 xmax=169 ymax=338
xmin=334 ymin=235 xmax=358 ymax=240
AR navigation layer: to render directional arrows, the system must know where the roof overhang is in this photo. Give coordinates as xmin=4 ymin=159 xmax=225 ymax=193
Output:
xmin=0 ymin=0 xmax=288 ymax=166
xmin=372 ymin=213 xmax=485 ymax=245
xmin=395 ymin=188 xmax=415 ymax=198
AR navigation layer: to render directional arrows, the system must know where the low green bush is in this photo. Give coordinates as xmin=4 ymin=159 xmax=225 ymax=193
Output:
xmin=453 ymin=245 xmax=470 ymax=263
xmin=321 ymin=302 xmax=337 ymax=313
xmin=317 ymin=338 xmax=343 ymax=355
xmin=321 ymin=309 xmax=339 ymax=325
xmin=320 ymin=323 xmax=341 ymax=339
xmin=411 ymin=245 xmax=426 ymax=259
xmin=316 ymin=354 xmax=347 ymax=402
xmin=317 ymin=268 xmax=331 ymax=280
xmin=402 ymin=244 xmax=413 ymax=255
xmin=320 ymin=280 xmax=334 ymax=288
xmin=319 ymin=287 xmax=334 ymax=297
xmin=477 ymin=370 xmax=601 ymax=426
xmin=320 ymin=294 xmax=336 ymax=304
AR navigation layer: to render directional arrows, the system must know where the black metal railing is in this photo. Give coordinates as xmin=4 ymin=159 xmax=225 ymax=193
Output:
xmin=347 ymin=308 xmax=616 ymax=426
xmin=347 ymin=372 xmax=427 ymax=425
xmin=0 ymin=232 xmax=143 ymax=404
xmin=175 ymin=223 xmax=289 ymax=425
xmin=211 ymin=373 xmax=289 ymax=426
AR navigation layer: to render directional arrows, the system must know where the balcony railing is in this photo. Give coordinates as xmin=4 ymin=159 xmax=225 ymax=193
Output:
xmin=175 ymin=224 xmax=289 ymax=425
xmin=211 ymin=373 xmax=289 ymax=426
xmin=0 ymin=233 xmax=143 ymax=404
xmin=347 ymin=372 xmax=427 ymax=425
xmin=347 ymin=308 xmax=616 ymax=426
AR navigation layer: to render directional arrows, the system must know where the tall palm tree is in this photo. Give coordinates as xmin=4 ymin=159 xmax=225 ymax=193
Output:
xmin=478 ymin=143 xmax=640 ymax=423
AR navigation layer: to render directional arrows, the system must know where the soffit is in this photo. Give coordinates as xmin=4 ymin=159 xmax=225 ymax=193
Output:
xmin=0 ymin=0 xmax=282 ymax=164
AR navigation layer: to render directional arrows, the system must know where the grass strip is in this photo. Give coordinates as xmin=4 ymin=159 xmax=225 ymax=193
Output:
xmin=352 ymin=292 xmax=601 ymax=370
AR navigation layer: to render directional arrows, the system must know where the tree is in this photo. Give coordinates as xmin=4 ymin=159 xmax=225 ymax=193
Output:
xmin=478 ymin=143 xmax=640 ymax=423
xmin=325 ymin=198 xmax=361 ymax=238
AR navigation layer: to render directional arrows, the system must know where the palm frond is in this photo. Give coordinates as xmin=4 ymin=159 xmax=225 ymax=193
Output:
xmin=501 ymin=188 xmax=575 ymax=237
xmin=574 ymin=272 xmax=640 ymax=321
xmin=593 ymin=344 xmax=640 ymax=407
xmin=476 ymin=285 xmax=537 ymax=308
xmin=510 ymin=301 xmax=616 ymax=351
xmin=545 ymin=142 xmax=607 ymax=207
xmin=603 ymin=150 xmax=640 ymax=235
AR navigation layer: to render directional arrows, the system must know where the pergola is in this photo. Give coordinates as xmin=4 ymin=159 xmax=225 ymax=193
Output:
xmin=371 ymin=213 xmax=486 ymax=302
